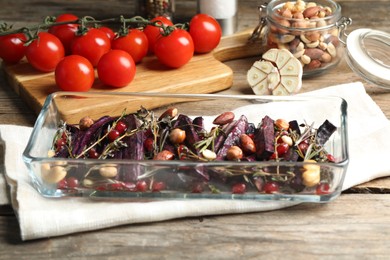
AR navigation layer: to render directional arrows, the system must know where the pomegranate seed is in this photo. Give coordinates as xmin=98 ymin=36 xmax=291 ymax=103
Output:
xmin=144 ymin=138 xmax=154 ymax=152
xmin=264 ymin=181 xmax=279 ymax=194
xmin=57 ymin=178 xmax=68 ymax=189
xmin=115 ymin=120 xmax=128 ymax=134
xmin=108 ymin=183 xmax=123 ymax=191
xmin=136 ymin=180 xmax=148 ymax=192
xmin=88 ymin=148 xmax=100 ymax=158
xmin=67 ymin=177 xmax=79 ymax=189
xmin=96 ymin=185 xmax=107 ymax=191
xmin=123 ymin=182 xmax=136 ymax=191
xmin=327 ymin=154 xmax=335 ymax=162
xmin=316 ymin=182 xmax=330 ymax=195
xmin=192 ymin=183 xmax=204 ymax=193
xmin=152 ymin=181 xmax=166 ymax=192
xmin=276 ymin=143 xmax=289 ymax=156
xmin=108 ymin=129 xmax=121 ymax=142
xmin=232 ymin=183 xmax=246 ymax=194
xmin=55 ymin=138 xmax=66 ymax=151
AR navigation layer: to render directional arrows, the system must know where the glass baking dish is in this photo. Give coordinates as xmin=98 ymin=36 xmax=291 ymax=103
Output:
xmin=23 ymin=92 xmax=348 ymax=202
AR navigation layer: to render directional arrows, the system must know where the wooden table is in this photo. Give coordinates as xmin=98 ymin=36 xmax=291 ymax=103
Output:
xmin=1 ymin=0 xmax=390 ymax=258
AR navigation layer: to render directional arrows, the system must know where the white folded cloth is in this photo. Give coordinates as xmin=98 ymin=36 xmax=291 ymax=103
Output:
xmin=1 ymin=82 xmax=389 ymax=240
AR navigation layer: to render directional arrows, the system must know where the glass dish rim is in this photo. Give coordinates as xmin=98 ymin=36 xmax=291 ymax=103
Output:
xmin=23 ymin=91 xmax=349 ymax=167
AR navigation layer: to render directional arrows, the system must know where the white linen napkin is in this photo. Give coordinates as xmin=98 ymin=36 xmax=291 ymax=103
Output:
xmin=1 ymin=82 xmax=389 ymax=240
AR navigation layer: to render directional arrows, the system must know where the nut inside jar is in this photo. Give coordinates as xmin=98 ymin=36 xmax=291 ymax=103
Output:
xmin=264 ymin=0 xmax=343 ymax=77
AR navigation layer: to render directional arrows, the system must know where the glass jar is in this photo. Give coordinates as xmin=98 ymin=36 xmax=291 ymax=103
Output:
xmin=258 ymin=0 xmax=348 ymax=77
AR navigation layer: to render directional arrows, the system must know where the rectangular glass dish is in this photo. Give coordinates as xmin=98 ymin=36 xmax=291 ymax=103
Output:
xmin=23 ymin=92 xmax=348 ymax=202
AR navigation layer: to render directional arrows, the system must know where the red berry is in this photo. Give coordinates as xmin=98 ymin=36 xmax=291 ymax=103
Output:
xmin=108 ymin=129 xmax=120 ymax=142
xmin=152 ymin=181 xmax=166 ymax=192
xmin=192 ymin=183 xmax=204 ymax=193
xmin=123 ymin=182 xmax=136 ymax=191
xmin=115 ymin=120 xmax=128 ymax=134
xmin=144 ymin=137 xmax=154 ymax=152
xmin=55 ymin=138 xmax=66 ymax=151
xmin=136 ymin=180 xmax=148 ymax=192
xmin=316 ymin=182 xmax=330 ymax=195
xmin=232 ymin=183 xmax=246 ymax=194
xmin=67 ymin=177 xmax=79 ymax=189
xmin=264 ymin=181 xmax=279 ymax=194
xmin=88 ymin=148 xmax=100 ymax=158
xmin=276 ymin=142 xmax=289 ymax=156
xmin=57 ymin=178 xmax=68 ymax=189
xmin=108 ymin=183 xmax=123 ymax=191
xmin=327 ymin=154 xmax=335 ymax=162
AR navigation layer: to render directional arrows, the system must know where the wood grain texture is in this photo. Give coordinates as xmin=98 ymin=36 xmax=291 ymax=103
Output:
xmin=0 ymin=0 xmax=390 ymax=257
xmin=1 ymin=194 xmax=390 ymax=259
xmin=1 ymin=29 xmax=264 ymax=116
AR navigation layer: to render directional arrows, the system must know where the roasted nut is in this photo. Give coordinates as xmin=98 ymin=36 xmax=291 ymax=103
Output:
xmin=275 ymin=118 xmax=290 ymax=130
xmin=99 ymin=165 xmax=118 ymax=178
xmin=301 ymin=54 xmax=311 ymax=64
xmin=169 ymin=128 xmax=186 ymax=144
xmin=158 ymin=107 xmax=178 ymax=121
xmin=306 ymin=40 xmax=320 ymax=48
xmin=326 ymin=42 xmax=337 ymax=58
xmin=281 ymin=135 xmax=293 ymax=146
xmin=202 ymin=149 xmax=217 ymax=160
xmin=302 ymin=160 xmax=321 ymax=187
xmin=41 ymin=164 xmax=67 ymax=183
xmin=226 ymin=146 xmax=243 ymax=161
xmin=320 ymin=52 xmax=332 ymax=63
xmin=303 ymin=6 xmax=321 ymax=18
xmin=213 ymin=111 xmax=235 ymax=125
xmin=154 ymin=150 xmax=175 ymax=160
xmin=79 ymin=116 xmax=94 ymax=130
xmin=304 ymin=48 xmax=324 ymax=60
xmin=240 ymin=134 xmax=256 ymax=154
xmin=306 ymin=59 xmax=322 ymax=70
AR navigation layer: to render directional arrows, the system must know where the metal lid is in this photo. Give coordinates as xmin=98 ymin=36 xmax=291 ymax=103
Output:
xmin=345 ymin=28 xmax=390 ymax=89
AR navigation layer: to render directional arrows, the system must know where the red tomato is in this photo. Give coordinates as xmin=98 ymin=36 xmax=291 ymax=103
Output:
xmin=55 ymin=55 xmax=95 ymax=92
xmin=143 ymin=16 xmax=173 ymax=54
xmin=189 ymin=14 xmax=222 ymax=53
xmin=48 ymin=13 xmax=79 ymax=55
xmin=25 ymin=32 xmax=65 ymax=72
xmin=71 ymin=28 xmax=111 ymax=67
xmin=97 ymin=50 xmax=136 ymax=88
xmin=98 ymin=26 xmax=115 ymax=41
xmin=154 ymin=28 xmax=194 ymax=68
xmin=0 ymin=33 xmax=27 ymax=64
xmin=111 ymin=29 xmax=148 ymax=63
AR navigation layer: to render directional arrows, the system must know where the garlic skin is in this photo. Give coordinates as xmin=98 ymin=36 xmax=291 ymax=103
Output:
xmin=247 ymin=48 xmax=303 ymax=96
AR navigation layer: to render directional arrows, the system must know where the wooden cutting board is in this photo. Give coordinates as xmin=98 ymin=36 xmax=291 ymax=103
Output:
xmin=1 ymin=29 xmax=264 ymax=115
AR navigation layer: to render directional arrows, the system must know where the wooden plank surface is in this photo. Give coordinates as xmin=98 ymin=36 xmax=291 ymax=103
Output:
xmin=1 ymin=194 xmax=390 ymax=259
xmin=0 ymin=0 xmax=390 ymax=257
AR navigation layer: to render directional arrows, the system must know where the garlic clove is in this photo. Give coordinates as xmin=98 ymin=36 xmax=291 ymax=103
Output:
xmin=272 ymin=83 xmax=290 ymax=96
xmin=261 ymin=48 xmax=279 ymax=63
xmin=252 ymin=60 xmax=275 ymax=74
xmin=252 ymin=78 xmax=272 ymax=95
xmin=281 ymin=75 xmax=302 ymax=93
xmin=275 ymin=49 xmax=293 ymax=69
xmin=267 ymin=68 xmax=281 ymax=90
xmin=279 ymin=57 xmax=303 ymax=76
xmin=246 ymin=64 xmax=268 ymax=86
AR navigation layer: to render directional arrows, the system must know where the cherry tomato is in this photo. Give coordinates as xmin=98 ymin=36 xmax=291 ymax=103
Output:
xmin=0 ymin=33 xmax=27 ymax=64
xmin=25 ymin=32 xmax=65 ymax=72
xmin=98 ymin=26 xmax=115 ymax=41
xmin=97 ymin=50 xmax=136 ymax=88
xmin=71 ymin=28 xmax=111 ymax=67
xmin=48 ymin=13 xmax=79 ymax=55
xmin=143 ymin=16 xmax=173 ymax=54
xmin=55 ymin=55 xmax=95 ymax=92
xmin=189 ymin=14 xmax=222 ymax=53
xmin=154 ymin=28 xmax=194 ymax=68
xmin=111 ymin=29 xmax=148 ymax=63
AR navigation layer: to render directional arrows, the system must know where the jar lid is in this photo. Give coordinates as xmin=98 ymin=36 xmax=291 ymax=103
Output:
xmin=346 ymin=28 xmax=390 ymax=88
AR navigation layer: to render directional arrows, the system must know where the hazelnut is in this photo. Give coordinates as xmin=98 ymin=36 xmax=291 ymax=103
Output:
xmin=79 ymin=116 xmax=94 ymax=130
